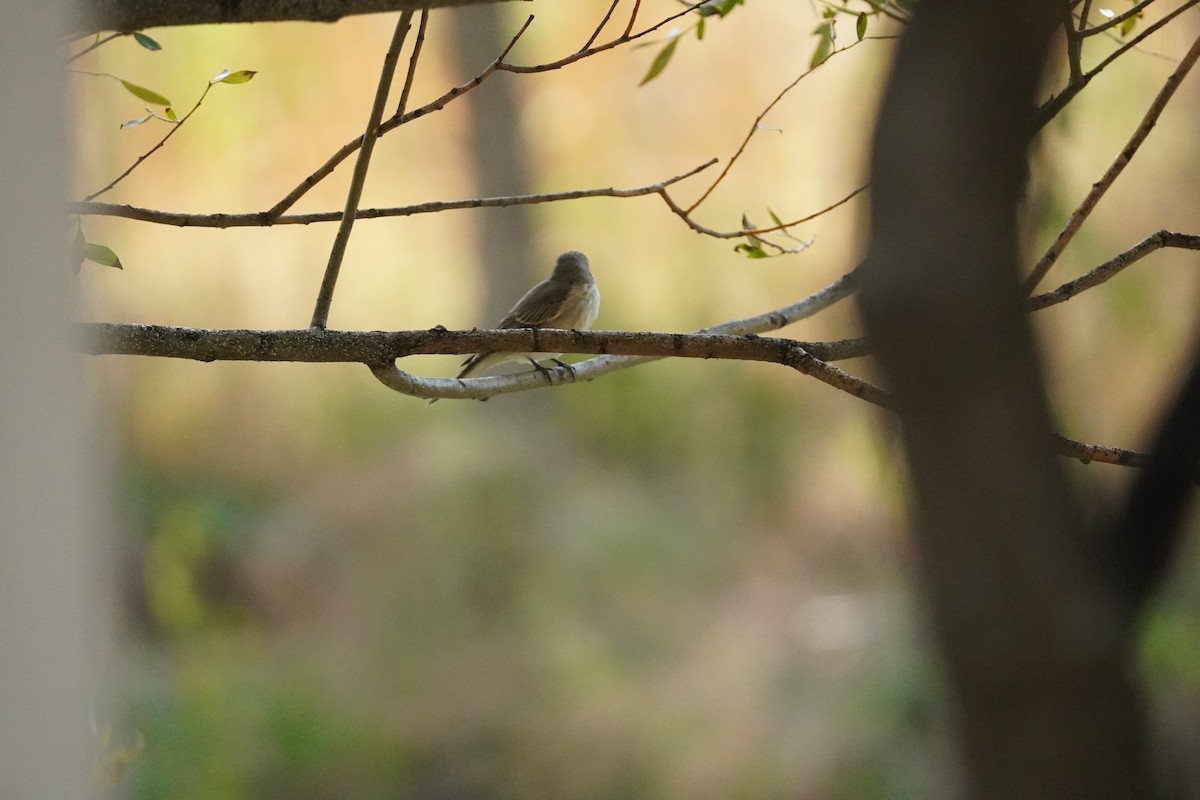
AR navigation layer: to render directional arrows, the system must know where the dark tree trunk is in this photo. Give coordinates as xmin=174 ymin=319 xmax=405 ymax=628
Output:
xmin=857 ymin=1 xmax=1158 ymax=796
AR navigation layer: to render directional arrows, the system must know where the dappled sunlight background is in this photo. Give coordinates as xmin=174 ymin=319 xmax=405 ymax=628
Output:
xmin=73 ymin=2 xmax=1200 ymax=797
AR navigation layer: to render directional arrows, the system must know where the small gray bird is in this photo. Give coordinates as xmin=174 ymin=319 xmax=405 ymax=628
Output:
xmin=431 ymin=251 xmax=600 ymax=402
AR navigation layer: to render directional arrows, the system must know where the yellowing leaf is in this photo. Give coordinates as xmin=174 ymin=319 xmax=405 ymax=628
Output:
xmin=216 ymin=69 xmax=257 ymax=85
xmin=83 ymin=243 xmax=123 ymax=269
xmin=120 ymin=80 xmax=171 ymax=106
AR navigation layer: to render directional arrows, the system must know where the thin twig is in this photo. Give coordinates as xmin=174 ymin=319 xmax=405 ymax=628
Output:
xmin=266 ymin=15 xmax=534 ymax=219
xmin=582 ymin=0 xmax=621 ymax=50
xmin=1054 ymin=436 xmax=1151 ymax=468
xmin=1086 ymin=0 xmax=1199 ymax=72
xmin=84 ymin=80 xmax=215 ymax=201
xmin=65 ymin=32 xmax=122 ymax=64
xmin=71 ymin=160 xmax=717 ymax=228
xmin=686 ymin=36 xmax=878 ymax=214
xmin=1078 ymin=0 xmax=1095 ymax=30
xmin=1024 ymin=32 xmax=1200 ymax=293
xmin=623 ymin=0 xmax=643 ymax=37
xmin=1080 ymin=0 xmax=1158 ymax=37
xmin=311 ymin=11 xmax=414 ymax=329
xmin=1027 ymin=230 xmax=1200 ymax=310
xmin=661 ymin=184 xmax=866 ymax=239
xmin=497 ymin=2 xmax=702 ymax=74
xmin=1064 ymin=6 xmax=1084 ymax=83
xmin=1034 ymin=0 xmax=1200 ymax=129
xmin=395 ymin=9 xmax=428 ymax=118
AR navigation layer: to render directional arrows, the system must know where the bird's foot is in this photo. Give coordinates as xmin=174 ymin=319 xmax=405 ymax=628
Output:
xmin=552 ymin=359 xmax=577 ymax=382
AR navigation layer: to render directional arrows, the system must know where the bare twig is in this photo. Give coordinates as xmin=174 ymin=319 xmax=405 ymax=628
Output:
xmin=1077 ymin=0 xmax=1095 ymax=30
xmin=65 ymin=32 xmax=122 ymax=64
xmin=685 ymin=37 xmax=879 ymax=214
xmin=1054 ymin=435 xmax=1152 ymax=468
xmin=71 ymin=160 xmax=717 ymax=227
xmin=1028 ymin=230 xmax=1200 ymax=310
xmin=394 ymin=8 xmax=428 ymax=118
xmin=582 ymin=0 xmax=621 ymax=50
xmin=1086 ymin=0 xmax=1199 ymax=71
xmin=661 ymin=184 xmax=866 ymax=239
xmin=266 ymin=15 xmax=534 ymax=218
xmin=1034 ymin=0 xmax=1200 ymax=128
xmin=310 ymin=11 xmax=414 ymax=329
xmin=622 ymin=0 xmax=642 ymax=37
xmin=268 ymin=0 xmax=689 ymax=218
xmin=371 ymin=336 xmax=890 ymax=404
xmin=1079 ymin=0 xmax=1158 ymax=37
xmin=1024 ymin=32 xmax=1200 ymax=293
xmin=1063 ymin=5 xmax=1084 ymax=83
xmin=497 ymin=2 xmax=702 ymax=74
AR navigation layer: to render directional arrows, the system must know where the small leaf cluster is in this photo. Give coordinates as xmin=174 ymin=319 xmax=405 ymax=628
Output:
xmin=734 ymin=211 xmax=815 ymax=260
xmin=639 ymin=0 xmax=745 ymax=86
xmin=70 ymin=31 xmax=258 ymax=270
xmin=810 ymin=0 xmax=910 ymax=67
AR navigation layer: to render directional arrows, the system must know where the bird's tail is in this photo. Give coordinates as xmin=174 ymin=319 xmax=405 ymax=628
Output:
xmin=427 ymin=352 xmax=489 ymax=405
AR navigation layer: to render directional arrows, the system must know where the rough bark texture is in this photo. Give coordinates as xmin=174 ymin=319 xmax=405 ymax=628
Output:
xmin=856 ymin=1 xmax=1157 ymax=796
xmin=78 ymin=0 xmax=511 ymax=34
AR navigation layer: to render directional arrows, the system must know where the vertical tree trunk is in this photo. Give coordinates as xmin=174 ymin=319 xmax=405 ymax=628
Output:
xmin=857 ymin=2 xmax=1157 ymax=795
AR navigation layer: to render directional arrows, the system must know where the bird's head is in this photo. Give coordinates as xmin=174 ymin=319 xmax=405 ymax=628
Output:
xmin=552 ymin=251 xmax=592 ymax=283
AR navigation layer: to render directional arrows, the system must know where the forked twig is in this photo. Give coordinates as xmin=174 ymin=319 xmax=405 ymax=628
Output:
xmin=1024 ymin=32 xmax=1200 ymax=292
xmin=310 ymin=11 xmax=414 ymax=329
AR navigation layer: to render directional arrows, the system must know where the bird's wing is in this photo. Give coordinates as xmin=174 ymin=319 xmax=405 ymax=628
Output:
xmin=497 ymin=279 xmax=572 ymax=328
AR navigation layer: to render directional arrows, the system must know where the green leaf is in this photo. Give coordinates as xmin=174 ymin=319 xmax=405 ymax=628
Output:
xmin=640 ymin=37 xmax=679 ymax=86
xmin=810 ymin=21 xmax=835 ymax=67
xmin=696 ymin=16 xmax=706 ymax=40
xmin=856 ymin=12 xmax=868 ymax=41
xmin=132 ymin=32 xmax=162 ymax=51
xmin=767 ymin=208 xmax=785 ymax=228
xmin=215 ymin=69 xmax=257 ymax=85
xmin=120 ymin=80 xmax=171 ymax=106
xmin=164 ymin=107 xmax=178 ymax=122
xmin=734 ymin=242 xmax=769 ymax=259
xmin=694 ymin=0 xmax=742 ymax=17
xmin=83 ymin=243 xmax=123 ymax=269
xmin=1119 ymin=14 xmax=1139 ymax=37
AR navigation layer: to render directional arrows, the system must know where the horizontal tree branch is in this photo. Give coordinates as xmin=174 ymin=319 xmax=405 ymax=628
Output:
xmin=76 ymin=262 xmax=1156 ymax=470
xmin=77 ymin=0 xmax=512 ymax=34
xmin=68 ymin=161 xmax=717 ymax=228
xmin=77 ymin=321 xmax=1152 ymax=469
xmin=77 ymin=323 xmax=864 ymax=365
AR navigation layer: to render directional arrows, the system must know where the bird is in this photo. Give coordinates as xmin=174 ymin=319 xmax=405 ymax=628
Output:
xmin=430 ymin=251 xmax=600 ymax=403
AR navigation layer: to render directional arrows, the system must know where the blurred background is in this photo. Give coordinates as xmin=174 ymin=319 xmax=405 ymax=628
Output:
xmin=71 ymin=2 xmax=1200 ymax=797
